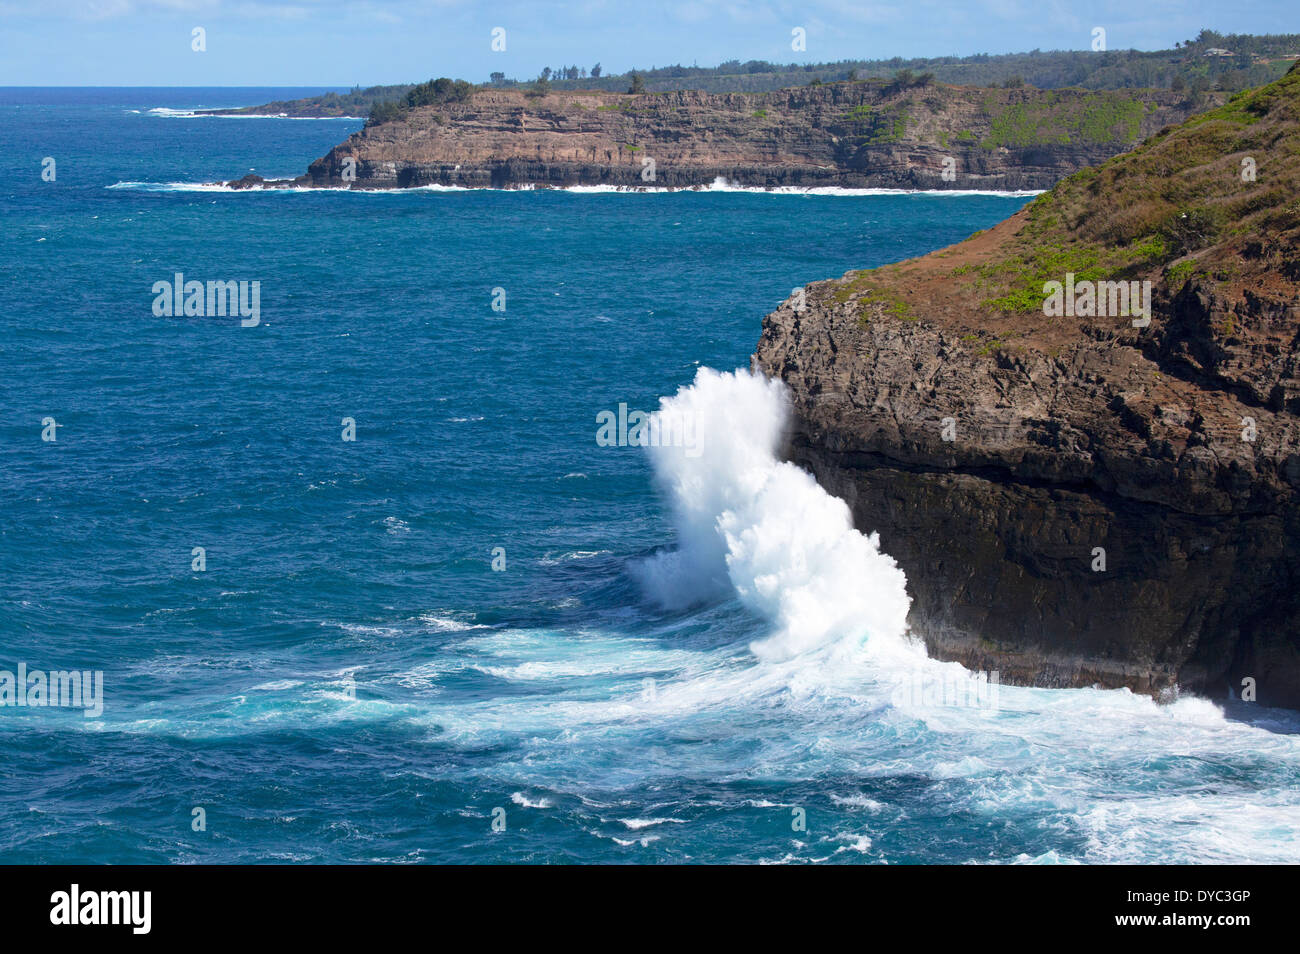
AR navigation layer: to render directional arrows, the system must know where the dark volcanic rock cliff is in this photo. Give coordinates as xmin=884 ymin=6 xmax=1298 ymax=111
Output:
xmin=755 ymin=66 xmax=1300 ymax=707
xmin=236 ymin=82 xmax=1212 ymax=192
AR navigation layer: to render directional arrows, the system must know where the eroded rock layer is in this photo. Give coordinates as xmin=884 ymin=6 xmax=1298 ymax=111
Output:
xmin=754 ymin=66 xmax=1300 ymax=706
xmin=233 ymin=83 xmax=1210 ymax=191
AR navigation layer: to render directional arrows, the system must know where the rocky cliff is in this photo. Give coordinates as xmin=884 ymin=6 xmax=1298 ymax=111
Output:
xmin=754 ymin=64 xmax=1300 ymax=707
xmin=229 ymin=82 xmax=1214 ymax=192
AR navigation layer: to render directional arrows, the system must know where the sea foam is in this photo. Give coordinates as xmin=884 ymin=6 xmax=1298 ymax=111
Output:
xmin=634 ymin=367 xmax=913 ymax=662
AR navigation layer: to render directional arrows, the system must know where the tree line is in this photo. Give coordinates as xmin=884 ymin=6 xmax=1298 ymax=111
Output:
xmin=336 ymin=30 xmax=1299 ymax=126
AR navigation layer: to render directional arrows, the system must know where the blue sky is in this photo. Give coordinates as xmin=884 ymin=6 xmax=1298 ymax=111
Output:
xmin=1 ymin=0 xmax=1294 ymax=86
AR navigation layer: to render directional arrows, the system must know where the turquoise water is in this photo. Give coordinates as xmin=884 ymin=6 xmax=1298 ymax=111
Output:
xmin=3 ymin=89 xmax=1299 ymax=864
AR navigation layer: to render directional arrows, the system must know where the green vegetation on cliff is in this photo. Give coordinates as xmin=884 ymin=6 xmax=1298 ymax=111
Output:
xmin=972 ymin=61 xmax=1300 ymax=314
xmin=811 ymin=60 xmax=1300 ymax=340
xmin=213 ymin=30 xmax=1299 ymax=121
xmin=366 ymin=77 xmax=474 ymax=126
xmin=509 ymin=30 xmax=1296 ymax=95
xmin=838 ymin=104 xmax=910 ymax=145
xmin=980 ymin=92 xmax=1147 ymax=149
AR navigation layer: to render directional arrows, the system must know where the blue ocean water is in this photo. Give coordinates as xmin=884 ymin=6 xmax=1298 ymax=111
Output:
xmin=3 ymin=88 xmax=1299 ymax=864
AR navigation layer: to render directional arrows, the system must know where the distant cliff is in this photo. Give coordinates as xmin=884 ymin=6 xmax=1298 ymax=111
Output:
xmin=199 ymin=85 xmax=412 ymax=119
xmin=754 ymin=64 xmax=1300 ymax=706
xmin=226 ymin=81 xmax=1216 ymax=192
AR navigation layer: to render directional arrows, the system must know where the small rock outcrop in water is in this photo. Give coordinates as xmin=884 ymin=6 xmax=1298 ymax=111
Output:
xmin=227 ymin=173 xmax=267 ymax=190
xmin=754 ymin=63 xmax=1300 ymax=707
xmin=227 ymin=82 xmax=1213 ymax=192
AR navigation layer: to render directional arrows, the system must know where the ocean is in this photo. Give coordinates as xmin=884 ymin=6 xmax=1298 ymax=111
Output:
xmin=2 ymin=88 xmax=1298 ymax=864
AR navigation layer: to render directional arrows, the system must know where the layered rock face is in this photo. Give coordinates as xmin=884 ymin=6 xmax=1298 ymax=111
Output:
xmin=755 ymin=66 xmax=1300 ymax=706
xmin=250 ymin=84 xmax=1210 ymax=191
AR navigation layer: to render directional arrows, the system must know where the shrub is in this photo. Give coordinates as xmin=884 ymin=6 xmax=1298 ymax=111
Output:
xmin=1161 ymin=207 xmax=1226 ymax=254
xmin=405 ymin=78 xmax=473 ymax=108
xmin=366 ymin=100 xmax=405 ymax=126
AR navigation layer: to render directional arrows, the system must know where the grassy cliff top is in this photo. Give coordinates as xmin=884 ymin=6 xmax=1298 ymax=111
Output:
xmin=819 ymin=62 xmax=1300 ymax=340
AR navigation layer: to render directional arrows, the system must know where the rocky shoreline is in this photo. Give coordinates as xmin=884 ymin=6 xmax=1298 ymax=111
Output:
xmin=754 ymin=65 xmax=1300 ymax=707
xmin=222 ymin=82 xmax=1214 ymax=192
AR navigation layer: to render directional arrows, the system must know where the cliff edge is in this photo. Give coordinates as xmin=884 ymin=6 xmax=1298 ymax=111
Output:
xmin=754 ymin=64 xmax=1300 ymax=706
xmin=230 ymin=82 xmax=1212 ymax=192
